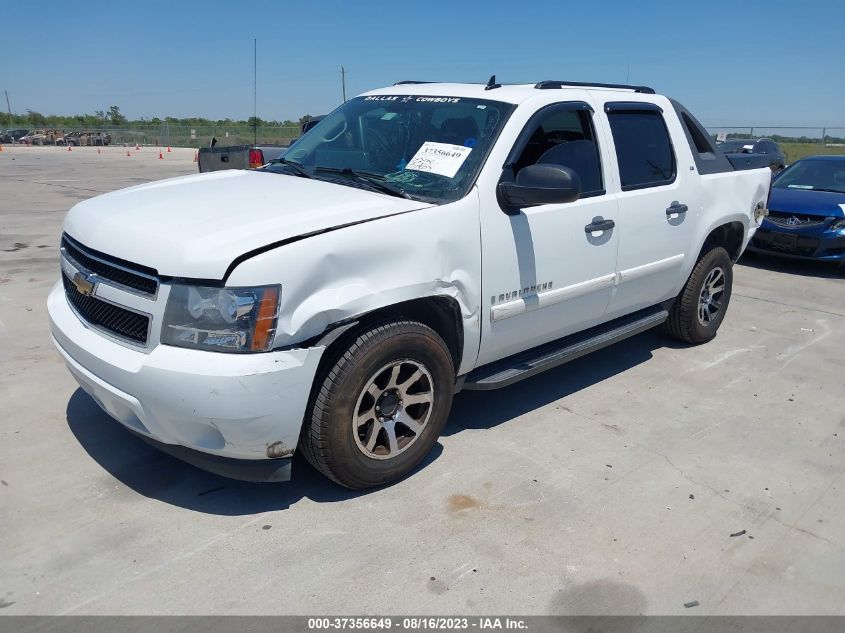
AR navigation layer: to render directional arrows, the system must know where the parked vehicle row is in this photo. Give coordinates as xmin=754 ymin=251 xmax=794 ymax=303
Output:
xmin=59 ymin=131 xmax=112 ymax=146
xmin=1 ymin=128 xmax=29 ymax=143
xmin=49 ymin=79 xmax=771 ymax=488
xmin=18 ymin=129 xmax=64 ymax=145
xmin=3 ymin=128 xmax=111 ymax=146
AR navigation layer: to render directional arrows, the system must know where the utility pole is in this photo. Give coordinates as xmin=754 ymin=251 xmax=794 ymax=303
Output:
xmin=341 ymin=66 xmax=347 ymax=103
xmin=4 ymin=90 xmax=11 ymax=121
xmin=253 ymin=38 xmax=258 ymax=147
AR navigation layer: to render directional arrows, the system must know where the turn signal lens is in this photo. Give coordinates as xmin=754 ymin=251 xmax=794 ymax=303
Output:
xmin=251 ymin=287 xmax=281 ymax=351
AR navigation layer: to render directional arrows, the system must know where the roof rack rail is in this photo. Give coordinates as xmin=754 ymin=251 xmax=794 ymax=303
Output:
xmin=393 ymin=80 xmax=434 ymax=85
xmin=535 ymin=80 xmax=655 ymax=94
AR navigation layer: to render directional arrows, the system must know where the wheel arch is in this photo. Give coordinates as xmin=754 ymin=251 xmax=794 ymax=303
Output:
xmin=698 ymin=219 xmax=746 ymax=262
xmin=312 ymin=296 xmax=465 ymax=377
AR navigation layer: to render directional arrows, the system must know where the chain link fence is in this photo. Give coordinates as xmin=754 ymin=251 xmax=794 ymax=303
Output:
xmin=7 ymin=120 xmax=845 ymax=156
xmin=3 ymin=123 xmax=302 ymax=147
xmin=79 ymin=124 xmax=845 ymax=148
xmin=703 ymin=126 xmax=845 ymax=144
xmin=100 ymin=124 xmax=301 ymax=148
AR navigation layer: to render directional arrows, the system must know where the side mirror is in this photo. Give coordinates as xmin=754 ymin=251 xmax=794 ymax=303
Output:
xmin=498 ymin=164 xmax=581 ymax=210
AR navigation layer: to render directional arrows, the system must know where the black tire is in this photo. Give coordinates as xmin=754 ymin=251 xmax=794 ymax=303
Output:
xmin=665 ymin=246 xmax=733 ymax=345
xmin=300 ymin=320 xmax=454 ymax=489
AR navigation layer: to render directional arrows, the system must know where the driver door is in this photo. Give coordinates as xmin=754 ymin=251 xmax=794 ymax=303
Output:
xmin=476 ymin=102 xmax=620 ymax=366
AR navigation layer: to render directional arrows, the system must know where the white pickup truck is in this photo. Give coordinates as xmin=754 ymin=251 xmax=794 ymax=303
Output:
xmin=49 ymin=79 xmax=771 ymax=489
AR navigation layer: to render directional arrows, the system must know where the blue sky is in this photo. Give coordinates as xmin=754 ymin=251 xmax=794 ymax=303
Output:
xmin=1 ymin=0 xmax=843 ymax=128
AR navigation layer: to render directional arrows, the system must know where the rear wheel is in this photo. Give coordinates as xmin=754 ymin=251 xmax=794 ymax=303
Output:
xmin=665 ymin=246 xmax=733 ymax=344
xmin=300 ymin=320 xmax=454 ymax=489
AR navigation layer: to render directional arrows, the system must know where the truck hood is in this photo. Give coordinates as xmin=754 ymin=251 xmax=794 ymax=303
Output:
xmin=768 ymin=187 xmax=845 ymax=217
xmin=64 ymin=170 xmax=431 ymax=279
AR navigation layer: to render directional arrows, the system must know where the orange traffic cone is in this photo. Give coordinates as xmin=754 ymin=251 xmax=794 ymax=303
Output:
xmin=0 ymin=143 xmax=4 ymax=152
xmin=167 ymin=146 xmax=171 ymax=153
xmin=97 ymin=147 xmax=101 ymax=155
xmin=68 ymin=144 xmax=72 ymax=152
xmin=193 ymin=151 xmax=198 ymax=162
xmin=135 ymin=143 xmax=140 ymax=151
xmin=158 ymin=151 xmax=163 ymax=159
xmin=126 ymin=150 xmax=131 ymax=157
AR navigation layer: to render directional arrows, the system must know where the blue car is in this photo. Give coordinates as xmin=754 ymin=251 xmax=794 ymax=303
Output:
xmin=748 ymin=155 xmax=845 ymax=263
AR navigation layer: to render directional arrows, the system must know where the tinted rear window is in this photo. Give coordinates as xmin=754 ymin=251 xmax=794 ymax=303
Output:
xmin=607 ymin=110 xmax=676 ymax=190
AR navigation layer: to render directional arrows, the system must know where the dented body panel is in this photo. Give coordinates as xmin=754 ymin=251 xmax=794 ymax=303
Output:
xmin=226 ymin=189 xmax=483 ymax=374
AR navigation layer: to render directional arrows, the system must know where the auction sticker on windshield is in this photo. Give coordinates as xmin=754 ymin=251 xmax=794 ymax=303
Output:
xmin=406 ymin=142 xmax=472 ymax=178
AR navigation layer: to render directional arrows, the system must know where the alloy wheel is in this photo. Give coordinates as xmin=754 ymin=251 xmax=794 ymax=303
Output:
xmin=353 ymin=360 xmax=434 ymax=460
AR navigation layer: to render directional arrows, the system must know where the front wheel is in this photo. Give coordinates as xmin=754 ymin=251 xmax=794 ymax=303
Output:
xmin=300 ymin=320 xmax=455 ymax=489
xmin=665 ymin=246 xmax=733 ymax=344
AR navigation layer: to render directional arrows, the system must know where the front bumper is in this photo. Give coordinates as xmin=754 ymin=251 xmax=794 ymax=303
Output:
xmin=748 ymin=220 xmax=845 ymax=261
xmin=48 ymin=282 xmax=325 ymax=480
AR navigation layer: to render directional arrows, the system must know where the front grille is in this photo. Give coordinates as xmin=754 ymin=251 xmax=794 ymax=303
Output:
xmin=62 ymin=235 xmax=158 ymax=295
xmin=63 ymin=273 xmax=150 ymax=344
xmin=766 ymin=211 xmax=829 ymax=228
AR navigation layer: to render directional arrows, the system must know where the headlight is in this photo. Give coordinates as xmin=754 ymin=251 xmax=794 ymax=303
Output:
xmin=832 ymin=218 xmax=845 ymax=231
xmin=161 ymin=284 xmax=281 ymax=352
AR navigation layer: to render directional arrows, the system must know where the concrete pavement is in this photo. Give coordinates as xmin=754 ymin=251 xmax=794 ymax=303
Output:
xmin=1 ymin=145 xmax=843 ymax=615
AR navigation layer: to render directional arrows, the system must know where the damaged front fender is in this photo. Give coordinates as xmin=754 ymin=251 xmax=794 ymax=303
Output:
xmin=226 ymin=190 xmax=483 ymax=374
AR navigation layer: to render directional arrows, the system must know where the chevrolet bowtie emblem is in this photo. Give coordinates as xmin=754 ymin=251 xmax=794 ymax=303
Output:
xmin=72 ymin=271 xmax=96 ymax=296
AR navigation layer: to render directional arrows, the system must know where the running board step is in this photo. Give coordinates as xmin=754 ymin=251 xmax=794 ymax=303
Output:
xmin=463 ymin=307 xmax=669 ymax=391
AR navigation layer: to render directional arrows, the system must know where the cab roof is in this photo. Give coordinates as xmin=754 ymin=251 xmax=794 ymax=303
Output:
xmin=361 ymin=80 xmax=659 ymax=105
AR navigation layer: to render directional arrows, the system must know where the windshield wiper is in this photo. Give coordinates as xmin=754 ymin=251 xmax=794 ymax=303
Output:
xmin=315 ymin=167 xmax=411 ymax=199
xmin=807 ymin=187 xmax=845 ymax=194
xmin=275 ymin=157 xmax=314 ymax=179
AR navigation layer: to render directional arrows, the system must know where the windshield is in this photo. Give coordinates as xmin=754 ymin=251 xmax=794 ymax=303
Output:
xmin=718 ymin=140 xmax=755 ymax=153
xmin=263 ymin=95 xmax=514 ymax=203
xmin=773 ymin=159 xmax=845 ymax=193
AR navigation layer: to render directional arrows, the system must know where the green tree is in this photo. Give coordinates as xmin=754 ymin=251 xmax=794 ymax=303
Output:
xmin=26 ymin=110 xmax=47 ymax=126
xmin=108 ymin=105 xmax=127 ymax=125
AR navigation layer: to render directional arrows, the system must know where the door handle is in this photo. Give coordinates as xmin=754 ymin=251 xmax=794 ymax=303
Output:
xmin=666 ymin=201 xmax=688 ymax=216
xmin=585 ymin=218 xmax=615 ymax=233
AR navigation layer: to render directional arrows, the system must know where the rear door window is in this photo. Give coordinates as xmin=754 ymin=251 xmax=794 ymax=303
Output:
xmin=606 ymin=105 xmax=676 ymax=190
